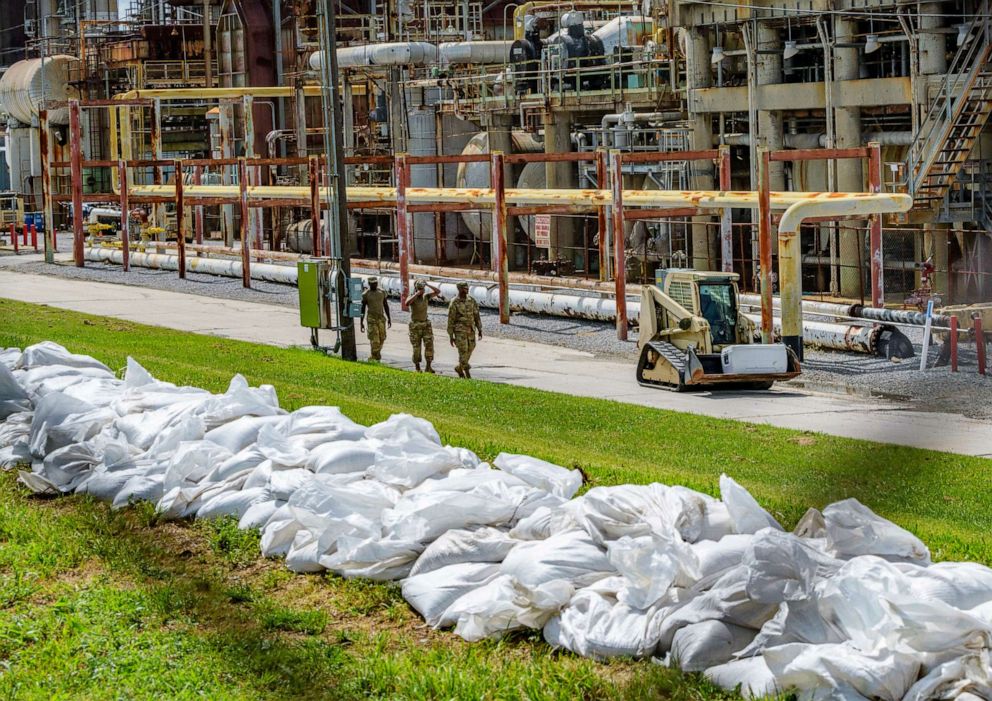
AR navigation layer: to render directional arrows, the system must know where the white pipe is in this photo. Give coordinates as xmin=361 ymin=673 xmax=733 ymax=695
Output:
xmin=721 ymin=132 xmax=915 ymax=147
xmin=743 ymin=314 xmax=881 ymax=354
xmin=83 ymin=248 xmax=299 ymax=285
xmin=438 ymin=41 xmax=513 ymax=64
xmin=309 ymin=41 xmax=513 ymax=71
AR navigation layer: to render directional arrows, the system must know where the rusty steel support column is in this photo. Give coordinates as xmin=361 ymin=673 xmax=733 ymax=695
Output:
xmin=976 ymin=314 xmax=987 ymax=376
xmin=596 ymin=149 xmax=608 ymax=280
xmin=175 ymin=159 xmax=187 ymax=279
xmin=118 ymin=159 xmax=130 ymax=271
xmin=308 ymin=155 xmax=322 ymax=257
xmin=610 ymin=150 xmax=628 ymax=341
xmin=39 ymin=109 xmax=54 ymax=262
xmin=950 ymin=314 xmax=959 ymax=372
xmin=238 ymin=158 xmax=251 ymax=288
xmin=69 ymin=100 xmax=84 ymax=267
xmin=151 ymin=98 xmax=163 ymax=231
xmin=395 ymin=154 xmax=411 ymax=311
xmin=719 ymin=145 xmax=733 ymax=273
xmin=868 ymin=142 xmax=884 ymax=308
xmin=491 ymin=152 xmax=510 ymax=324
xmin=758 ymin=147 xmax=773 ymax=343
xmin=193 ymin=166 xmax=204 ymax=252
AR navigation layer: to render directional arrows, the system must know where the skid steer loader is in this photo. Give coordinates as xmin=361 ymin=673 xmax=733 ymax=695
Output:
xmin=636 ymin=269 xmax=801 ymax=391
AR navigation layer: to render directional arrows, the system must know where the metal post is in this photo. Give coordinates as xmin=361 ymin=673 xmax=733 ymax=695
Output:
xmin=151 ymin=98 xmax=163 ymax=230
xmin=30 ymin=224 xmax=37 ymax=251
xmin=395 ymin=154 xmax=411 ymax=311
xmin=69 ymin=100 xmax=84 ymax=267
xmin=609 ymin=150 xmax=627 ymax=341
xmin=308 ymin=155 xmax=322 ymax=257
xmin=719 ymin=145 xmax=733 ymax=272
xmin=950 ymin=314 xmax=958 ymax=372
xmin=39 ymin=109 xmax=54 ymax=261
xmin=867 ymin=142 xmax=884 ymax=308
xmin=22 ymin=224 xmax=28 ymax=246
xmin=596 ymin=149 xmax=608 ymax=280
xmin=118 ymin=159 xmax=130 ymax=271
xmin=10 ymin=223 xmax=17 ymax=253
xmin=193 ymin=165 xmax=204 ymax=252
xmin=491 ymin=152 xmax=510 ymax=324
xmin=757 ymin=147 xmax=773 ymax=343
xmin=238 ymin=158 xmax=251 ymax=288
xmin=976 ymin=313 xmax=987 ymax=376
xmin=175 ymin=159 xmax=186 ymax=279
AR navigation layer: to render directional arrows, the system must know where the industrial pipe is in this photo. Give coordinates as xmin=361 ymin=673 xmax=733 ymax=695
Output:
xmin=742 ymin=314 xmax=914 ymax=359
xmin=721 ymin=132 xmax=915 ymax=148
xmin=83 ymin=248 xmax=298 ymax=284
xmin=738 ymin=294 xmax=952 ymax=327
xmin=308 ymin=41 xmax=512 ymax=71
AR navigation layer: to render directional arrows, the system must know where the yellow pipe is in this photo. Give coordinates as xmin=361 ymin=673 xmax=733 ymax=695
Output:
xmin=114 ymin=86 xmax=323 ymax=101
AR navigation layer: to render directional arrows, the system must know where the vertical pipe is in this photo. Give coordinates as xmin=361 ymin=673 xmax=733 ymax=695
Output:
xmin=202 ymin=0 xmax=213 ymax=88
xmin=757 ymin=147 xmax=773 ymax=343
xmin=118 ymin=159 xmax=130 ymax=272
xmin=719 ymin=144 xmax=733 ymax=272
xmin=975 ymin=314 xmax=987 ymax=376
xmin=193 ymin=165 xmax=204 ymax=252
xmin=596 ymin=148 xmax=608 ymax=280
xmin=610 ymin=150 xmax=627 ymax=341
xmin=491 ymin=151 xmax=510 ymax=324
xmin=868 ymin=142 xmax=884 ymax=308
xmin=151 ymin=98 xmax=163 ymax=231
xmin=308 ymin=155 xmax=322 ymax=257
xmin=40 ymin=110 xmax=55 ymax=261
xmin=175 ymin=159 xmax=186 ymax=280
xmin=69 ymin=100 xmax=84 ymax=267
xmin=243 ymin=94 xmax=262 ymax=249
xmin=950 ymin=314 xmax=958 ymax=372
xmin=395 ymin=154 xmax=410 ymax=311
xmin=238 ymin=157 xmax=251 ymax=288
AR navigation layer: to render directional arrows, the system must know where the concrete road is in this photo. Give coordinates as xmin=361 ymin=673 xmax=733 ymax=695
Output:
xmin=1 ymin=269 xmax=990 ymax=457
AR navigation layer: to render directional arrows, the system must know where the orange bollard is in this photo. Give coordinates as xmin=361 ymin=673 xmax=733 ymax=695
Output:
xmin=30 ymin=224 xmax=38 ymax=251
xmin=10 ymin=224 xmax=17 ymax=253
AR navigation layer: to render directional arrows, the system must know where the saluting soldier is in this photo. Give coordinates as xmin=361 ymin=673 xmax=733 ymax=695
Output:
xmin=447 ymin=281 xmax=483 ymax=378
xmin=360 ymin=277 xmax=391 ymax=361
xmin=405 ymin=279 xmax=440 ymax=373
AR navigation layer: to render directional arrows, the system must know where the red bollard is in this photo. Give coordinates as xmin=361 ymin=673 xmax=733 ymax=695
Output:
xmin=10 ymin=224 xmax=17 ymax=253
xmin=950 ymin=315 xmax=958 ymax=373
xmin=976 ymin=314 xmax=987 ymax=376
xmin=21 ymin=225 xmax=27 ymax=246
xmin=30 ymin=224 xmax=38 ymax=251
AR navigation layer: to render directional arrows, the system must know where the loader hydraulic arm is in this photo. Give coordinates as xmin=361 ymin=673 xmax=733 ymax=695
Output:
xmin=638 ymin=285 xmax=709 ymax=349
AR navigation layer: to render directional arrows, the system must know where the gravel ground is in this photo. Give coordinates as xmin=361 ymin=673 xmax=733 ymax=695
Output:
xmin=4 ymin=240 xmax=991 ymax=421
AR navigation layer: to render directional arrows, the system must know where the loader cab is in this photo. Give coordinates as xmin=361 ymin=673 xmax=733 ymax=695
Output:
xmin=656 ymin=269 xmax=742 ymax=349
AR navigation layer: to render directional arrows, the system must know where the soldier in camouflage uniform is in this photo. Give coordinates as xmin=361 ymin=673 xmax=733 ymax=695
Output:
xmin=405 ymin=279 xmax=440 ymax=373
xmin=360 ymin=277 xmax=391 ymax=361
xmin=447 ymin=281 xmax=483 ymax=378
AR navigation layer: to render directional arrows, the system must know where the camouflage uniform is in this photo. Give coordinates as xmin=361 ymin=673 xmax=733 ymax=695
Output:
xmin=447 ymin=294 xmax=482 ymax=375
xmin=362 ymin=287 xmax=388 ymax=360
xmin=408 ymin=294 xmax=434 ymax=367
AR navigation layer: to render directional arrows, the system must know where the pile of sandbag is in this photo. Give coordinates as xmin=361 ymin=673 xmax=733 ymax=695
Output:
xmin=2 ymin=341 xmax=992 ymax=701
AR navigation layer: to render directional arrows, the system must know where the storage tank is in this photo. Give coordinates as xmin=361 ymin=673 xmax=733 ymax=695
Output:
xmin=0 ymin=56 xmax=80 ymax=126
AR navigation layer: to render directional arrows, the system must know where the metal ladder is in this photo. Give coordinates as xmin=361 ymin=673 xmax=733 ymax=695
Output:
xmin=907 ymin=2 xmax=992 ymax=211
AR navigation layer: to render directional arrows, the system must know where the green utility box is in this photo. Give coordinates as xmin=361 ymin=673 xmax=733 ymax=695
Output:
xmin=298 ymin=259 xmax=332 ymax=329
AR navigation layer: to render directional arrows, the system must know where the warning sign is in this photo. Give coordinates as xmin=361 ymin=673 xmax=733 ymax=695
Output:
xmin=534 ymin=214 xmax=551 ymax=249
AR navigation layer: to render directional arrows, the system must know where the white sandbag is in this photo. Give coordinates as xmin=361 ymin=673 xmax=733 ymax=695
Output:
xmin=276 ymin=406 xmax=365 ymax=441
xmin=0 ymin=362 xmax=31 ymax=419
xmin=196 ymin=487 xmax=272 ymax=520
xmin=254 ymin=423 xmax=311 ymax=468
xmin=470 ymin=479 xmax=566 ymax=522
xmin=16 ymin=341 xmax=111 ymax=372
xmin=763 ymin=642 xmax=921 ymax=701
xmin=367 ymin=437 xmax=464 ymax=489
xmin=447 ymin=574 xmax=571 ymax=641
xmin=268 ymin=468 xmax=314 ymax=500
xmin=900 ymin=561 xmax=992 ymax=610
xmin=409 ymin=465 xmax=528 ymax=495
xmin=0 ymin=348 xmax=21 ymax=369
xmin=205 ymin=446 xmax=267 ymax=483
xmin=112 ymin=474 xmax=165 ymax=508
xmin=29 ymin=391 xmax=98 ymax=456
xmin=693 ymin=534 xmax=753 ymax=585
xmin=508 ymin=505 xmax=579 ymax=541
xmin=401 ymin=562 xmax=501 ymax=627
xmin=18 ymin=365 xmax=114 ymax=399
xmin=61 ymin=377 xmax=125 ymax=410
xmin=902 ymin=650 xmax=992 ymax=701
xmin=382 ymin=490 xmax=517 ymax=543
xmin=500 ymin=529 xmax=614 ymax=592
xmin=544 ymin=588 xmax=663 ymax=659
xmin=204 ymin=415 xmax=284 ymax=453
xmin=607 ymin=530 xmax=700 ymax=609
xmin=698 ymin=499 xmax=735 ymax=542
xmin=493 ymin=453 xmax=582 ymax=499
xmin=719 ymin=474 xmax=782 ymax=534
xmin=738 ymin=599 xmax=845 ymax=658
xmin=285 ymin=514 xmax=379 ymax=573
xmin=260 ymin=506 xmax=331 ymax=557
xmin=409 ymin=527 xmax=518 ymax=577
xmin=286 ymin=475 xmax=398 ymax=521
xmin=365 ymin=413 xmax=441 ymax=445
xmin=307 ymin=440 xmax=377 ymax=475
xmin=0 ymin=441 xmax=32 ymax=469
xmin=33 ymin=440 xmax=105 ymax=493
xmin=667 ymin=620 xmax=755 ymax=672
xmin=822 ymin=498 xmax=930 ymax=564
xmin=704 ymin=657 xmax=779 ymax=699
xmin=80 ymin=466 xmax=150 ymax=502
xmin=238 ymin=499 xmax=284 ymax=530
xmin=242 ymin=460 xmax=274 ymax=490
xmin=162 ymin=441 xmax=233 ymax=492
xmin=742 ymin=529 xmax=842 ymax=604
xmin=18 ymin=469 xmax=61 ymax=494
xmin=320 ymin=534 xmax=423 ymax=580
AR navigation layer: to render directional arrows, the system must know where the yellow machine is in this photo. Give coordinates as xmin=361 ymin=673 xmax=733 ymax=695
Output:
xmin=0 ymin=192 xmax=24 ymax=231
xmin=637 ymin=269 xmax=801 ymax=391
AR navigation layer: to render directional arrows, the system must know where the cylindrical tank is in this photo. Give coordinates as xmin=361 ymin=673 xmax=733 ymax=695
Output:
xmin=285 ymin=219 xmax=316 ymax=254
xmin=456 ymin=131 xmax=543 ymax=241
xmin=0 ymin=56 xmax=80 ymax=125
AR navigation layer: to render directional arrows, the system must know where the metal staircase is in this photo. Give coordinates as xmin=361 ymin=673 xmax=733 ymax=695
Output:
xmin=907 ymin=3 xmax=992 ymax=212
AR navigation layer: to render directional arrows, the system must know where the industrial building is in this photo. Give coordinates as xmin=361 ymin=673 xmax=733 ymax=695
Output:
xmin=0 ymin=0 xmax=988 ymax=319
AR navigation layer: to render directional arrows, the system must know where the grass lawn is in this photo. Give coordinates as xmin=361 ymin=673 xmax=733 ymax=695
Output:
xmin=0 ymin=298 xmax=990 ymax=699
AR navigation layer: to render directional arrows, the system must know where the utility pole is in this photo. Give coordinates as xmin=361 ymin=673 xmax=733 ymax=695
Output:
xmin=316 ymin=0 xmax=358 ymax=361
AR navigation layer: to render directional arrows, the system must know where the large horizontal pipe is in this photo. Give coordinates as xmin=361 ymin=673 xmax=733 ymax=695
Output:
xmin=721 ymin=132 xmax=915 ymax=148
xmin=738 ymin=293 xmax=951 ymax=327
xmin=742 ymin=314 xmax=913 ymax=358
xmin=84 ymin=248 xmax=299 ymax=284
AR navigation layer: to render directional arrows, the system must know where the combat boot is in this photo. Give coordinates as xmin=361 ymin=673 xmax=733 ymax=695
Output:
xmin=455 ymin=366 xmax=465 ymax=378
xmin=425 ymin=363 xmax=435 ymax=374
xmin=464 ymin=368 xmax=472 ymax=379
xmin=414 ymin=363 xmax=421 ymax=372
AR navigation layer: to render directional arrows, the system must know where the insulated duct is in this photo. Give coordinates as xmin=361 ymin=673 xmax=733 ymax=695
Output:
xmin=310 ymin=41 xmax=512 ymax=70
xmin=0 ymin=56 xmax=80 ymax=125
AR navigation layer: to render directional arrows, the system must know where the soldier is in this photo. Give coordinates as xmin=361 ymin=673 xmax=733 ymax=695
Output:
xmin=360 ymin=276 xmax=391 ymax=361
xmin=405 ymin=278 xmax=440 ymax=373
xmin=447 ymin=281 xmax=483 ymax=378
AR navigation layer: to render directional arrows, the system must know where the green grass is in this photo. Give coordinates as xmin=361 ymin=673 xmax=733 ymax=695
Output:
xmin=0 ymin=298 xmax=989 ymax=699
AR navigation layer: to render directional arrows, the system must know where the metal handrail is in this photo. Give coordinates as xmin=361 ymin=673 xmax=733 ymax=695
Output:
xmin=907 ymin=0 xmax=991 ymax=194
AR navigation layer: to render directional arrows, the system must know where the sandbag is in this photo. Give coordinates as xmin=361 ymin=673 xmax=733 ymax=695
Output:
xmin=667 ymin=620 xmax=755 ymax=672
xmin=902 ymin=650 xmax=992 ymax=701
xmin=196 ymin=487 xmax=273 ymax=520
xmin=320 ymin=534 xmax=423 ymax=580
xmin=382 ymin=490 xmax=517 ymax=543
xmin=493 ymin=453 xmax=582 ymax=499
xmin=204 ymin=415 xmax=284 ymax=453
xmin=366 ymin=413 xmax=441 ymax=446
xmin=446 ymin=574 xmax=572 ymax=641
xmin=607 ymin=530 xmax=700 ymax=610
xmin=500 ymin=529 xmax=614 ymax=592
xmin=409 ymin=527 xmax=518 ymax=577
xmin=508 ymin=505 xmax=579 ymax=541
xmin=742 ymin=529 xmax=842 ymax=604
xmin=823 ymin=499 xmax=930 ymax=565
xmin=367 ymin=437 xmax=465 ymax=489
xmin=0 ymin=362 xmax=31 ymax=419
xmin=16 ymin=341 xmax=112 ymax=372
xmin=307 ymin=440 xmax=377 ymax=475
xmin=401 ymin=562 xmax=502 ymax=627
xmin=704 ymin=657 xmax=779 ymax=699
xmin=719 ymin=474 xmax=782 ymax=534
xmin=544 ymin=588 xmax=663 ymax=659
